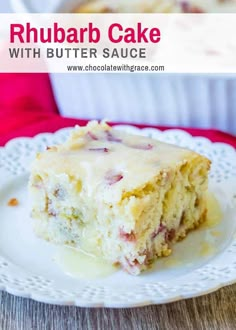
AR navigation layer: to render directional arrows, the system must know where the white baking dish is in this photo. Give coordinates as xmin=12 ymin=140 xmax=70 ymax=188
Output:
xmin=10 ymin=0 xmax=236 ymax=135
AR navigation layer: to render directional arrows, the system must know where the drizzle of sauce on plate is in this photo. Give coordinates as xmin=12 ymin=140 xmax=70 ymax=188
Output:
xmin=163 ymin=258 xmax=181 ymax=268
xmin=56 ymin=246 xmax=117 ymax=280
xmin=199 ymin=241 xmax=216 ymax=257
xmin=210 ymin=230 xmax=222 ymax=238
xmin=202 ymin=192 xmax=223 ymax=229
xmin=198 ymin=192 xmax=222 ymax=257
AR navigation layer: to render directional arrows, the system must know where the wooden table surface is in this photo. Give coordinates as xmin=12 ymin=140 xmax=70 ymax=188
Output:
xmin=0 ymin=284 xmax=235 ymax=330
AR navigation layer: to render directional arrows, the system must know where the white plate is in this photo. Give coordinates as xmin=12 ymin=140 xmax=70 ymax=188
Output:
xmin=0 ymin=125 xmax=235 ymax=307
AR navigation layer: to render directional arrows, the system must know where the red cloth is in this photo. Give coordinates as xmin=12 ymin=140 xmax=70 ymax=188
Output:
xmin=0 ymin=73 xmax=235 ymax=148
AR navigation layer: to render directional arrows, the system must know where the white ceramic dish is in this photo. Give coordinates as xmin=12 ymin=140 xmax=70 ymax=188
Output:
xmin=10 ymin=0 xmax=81 ymax=13
xmin=0 ymin=125 xmax=235 ymax=307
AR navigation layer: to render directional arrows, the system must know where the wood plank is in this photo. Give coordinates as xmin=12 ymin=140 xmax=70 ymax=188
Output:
xmin=0 ymin=284 xmax=235 ymax=330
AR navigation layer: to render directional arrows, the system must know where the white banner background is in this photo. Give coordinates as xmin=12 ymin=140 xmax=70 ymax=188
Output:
xmin=0 ymin=14 xmax=236 ymax=73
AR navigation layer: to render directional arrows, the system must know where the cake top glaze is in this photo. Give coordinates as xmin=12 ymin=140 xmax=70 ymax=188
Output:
xmin=31 ymin=122 xmax=199 ymax=202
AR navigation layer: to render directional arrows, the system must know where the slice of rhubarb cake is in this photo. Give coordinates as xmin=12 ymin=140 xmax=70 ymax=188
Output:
xmin=29 ymin=121 xmax=210 ymax=275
